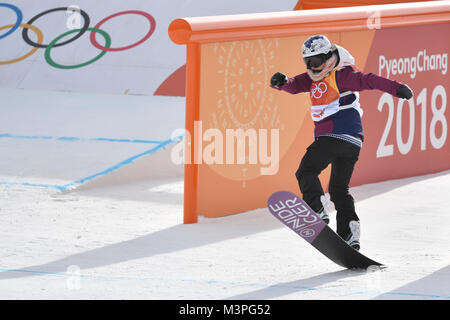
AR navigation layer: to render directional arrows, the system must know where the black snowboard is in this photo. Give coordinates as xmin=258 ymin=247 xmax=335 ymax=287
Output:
xmin=268 ymin=190 xmax=384 ymax=269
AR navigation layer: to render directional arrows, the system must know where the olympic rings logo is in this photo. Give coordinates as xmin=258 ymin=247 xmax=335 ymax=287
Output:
xmin=311 ymin=82 xmax=328 ymax=99
xmin=0 ymin=4 xmax=156 ymax=69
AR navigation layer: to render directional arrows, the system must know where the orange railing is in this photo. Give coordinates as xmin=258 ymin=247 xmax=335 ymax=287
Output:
xmin=170 ymin=2 xmax=449 ymax=44
xmin=293 ymin=0 xmax=434 ymax=10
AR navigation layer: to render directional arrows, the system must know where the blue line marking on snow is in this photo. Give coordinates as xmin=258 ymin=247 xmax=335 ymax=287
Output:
xmin=0 ymin=133 xmax=162 ymax=144
xmin=0 ymin=133 xmax=53 ymax=140
xmin=60 ymin=138 xmax=176 ymax=190
xmin=387 ymin=292 xmax=445 ymax=298
xmin=0 ymin=267 xmax=448 ymax=299
xmin=0 ymin=181 xmax=66 ymax=190
xmin=347 ymin=289 xmax=449 ymax=299
xmin=0 ymin=136 xmax=182 ymax=191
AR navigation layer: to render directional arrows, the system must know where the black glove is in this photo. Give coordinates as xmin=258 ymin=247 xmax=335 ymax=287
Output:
xmin=397 ymin=84 xmax=413 ymax=99
xmin=270 ymin=72 xmax=287 ymax=87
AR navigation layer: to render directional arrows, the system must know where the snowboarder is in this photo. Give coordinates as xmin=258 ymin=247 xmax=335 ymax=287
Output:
xmin=270 ymin=35 xmax=413 ymax=250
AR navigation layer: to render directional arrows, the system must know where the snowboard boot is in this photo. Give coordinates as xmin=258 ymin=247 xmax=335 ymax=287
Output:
xmin=344 ymin=220 xmax=360 ymax=251
xmin=317 ymin=195 xmax=330 ymax=224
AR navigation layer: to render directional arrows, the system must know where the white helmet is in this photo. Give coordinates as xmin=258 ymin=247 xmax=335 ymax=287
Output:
xmin=302 ymin=35 xmax=334 ymax=58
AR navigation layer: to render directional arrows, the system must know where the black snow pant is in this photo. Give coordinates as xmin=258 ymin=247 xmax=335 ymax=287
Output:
xmin=295 ymin=136 xmax=360 ymax=238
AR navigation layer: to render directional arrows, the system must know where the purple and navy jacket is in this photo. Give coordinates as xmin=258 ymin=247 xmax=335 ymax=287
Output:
xmin=273 ymin=66 xmax=403 ymax=147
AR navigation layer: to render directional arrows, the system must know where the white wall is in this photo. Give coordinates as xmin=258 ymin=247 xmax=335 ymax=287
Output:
xmin=0 ymin=0 xmax=297 ymax=95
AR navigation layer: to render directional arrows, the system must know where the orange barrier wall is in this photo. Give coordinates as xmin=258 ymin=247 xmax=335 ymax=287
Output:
xmin=169 ymin=1 xmax=450 ymax=223
xmin=293 ymin=0 xmax=433 ymax=10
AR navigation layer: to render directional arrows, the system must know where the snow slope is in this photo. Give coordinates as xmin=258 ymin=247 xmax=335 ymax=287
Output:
xmin=0 ymin=145 xmax=448 ymax=299
xmin=0 ymin=88 xmax=185 ymax=189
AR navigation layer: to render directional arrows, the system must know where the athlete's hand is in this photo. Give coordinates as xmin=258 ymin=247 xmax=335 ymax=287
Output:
xmin=397 ymin=84 xmax=413 ymax=99
xmin=270 ymin=72 xmax=287 ymax=87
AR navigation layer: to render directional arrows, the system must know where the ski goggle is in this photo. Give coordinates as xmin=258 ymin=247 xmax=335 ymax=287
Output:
xmin=303 ymin=51 xmax=333 ymax=69
xmin=303 ymin=54 xmax=327 ymax=69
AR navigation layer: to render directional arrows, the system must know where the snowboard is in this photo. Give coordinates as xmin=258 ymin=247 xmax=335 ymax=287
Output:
xmin=268 ymin=190 xmax=384 ymax=270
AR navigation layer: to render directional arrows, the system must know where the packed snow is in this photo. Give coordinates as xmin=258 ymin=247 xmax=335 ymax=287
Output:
xmin=0 ymin=88 xmax=449 ymax=300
